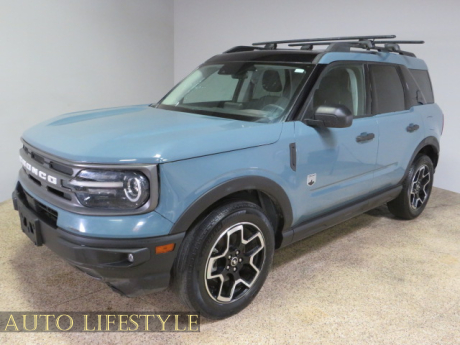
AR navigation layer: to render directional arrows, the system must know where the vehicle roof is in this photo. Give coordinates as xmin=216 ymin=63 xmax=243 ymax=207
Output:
xmin=205 ymin=48 xmax=428 ymax=70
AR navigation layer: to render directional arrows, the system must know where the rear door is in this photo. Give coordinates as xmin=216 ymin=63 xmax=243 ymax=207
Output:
xmin=370 ymin=64 xmax=426 ymax=190
xmin=294 ymin=62 xmax=379 ymax=223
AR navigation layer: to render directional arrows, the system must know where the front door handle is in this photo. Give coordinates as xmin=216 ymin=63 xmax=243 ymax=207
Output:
xmin=406 ymin=123 xmax=420 ymax=133
xmin=356 ymin=132 xmax=375 ymax=143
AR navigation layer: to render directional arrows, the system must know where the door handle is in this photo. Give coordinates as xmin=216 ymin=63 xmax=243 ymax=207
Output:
xmin=356 ymin=132 xmax=375 ymax=143
xmin=406 ymin=123 xmax=420 ymax=133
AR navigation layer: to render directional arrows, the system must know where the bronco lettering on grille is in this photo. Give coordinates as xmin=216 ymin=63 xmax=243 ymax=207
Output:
xmin=20 ymin=156 xmax=58 ymax=185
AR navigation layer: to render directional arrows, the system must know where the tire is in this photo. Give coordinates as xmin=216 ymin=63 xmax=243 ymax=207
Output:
xmin=172 ymin=201 xmax=275 ymax=319
xmin=387 ymin=154 xmax=434 ymax=220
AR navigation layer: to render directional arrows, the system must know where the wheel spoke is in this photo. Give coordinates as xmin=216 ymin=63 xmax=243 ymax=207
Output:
xmin=206 ymin=257 xmax=224 ymax=279
xmin=218 ymin=278 xmax=254 ymax=303
xmin=217 ymin=279 xmax=234 ymax=302
xmin=249 ymin=259 xmax=261 ymax=275
xmin=242 ymin=233 xmax=264 ymax=279
xmin=238 ymin=278 xmax=252 ymax=288
xmin=206 ymin=231 xmax=231 ymax=280
xmin=244 ymin=232 xmax=262 ymax=245
xmin=421 ymin=171 xmax=430 ymax=187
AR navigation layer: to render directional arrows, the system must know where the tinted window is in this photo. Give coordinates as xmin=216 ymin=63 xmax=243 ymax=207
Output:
xmin=400 ymin=67 xmax=426 ymax=107
xmin=410 ymin=69 xmax=434 ymax=103
xmin=308 ymin=64 xmax=367 ymax=117
xmin=370 ymin=65 xmax=405 ymax=114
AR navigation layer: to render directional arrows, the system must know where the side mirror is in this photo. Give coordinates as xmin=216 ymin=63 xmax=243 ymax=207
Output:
xmin=307 ymin=105 xmax=353 ymax=128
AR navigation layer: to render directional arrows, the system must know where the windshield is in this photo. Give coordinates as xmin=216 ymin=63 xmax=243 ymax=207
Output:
xmin=156 ymin=62 xmax=314 ymax=123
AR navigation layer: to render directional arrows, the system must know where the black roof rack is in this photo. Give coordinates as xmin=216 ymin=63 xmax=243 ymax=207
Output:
xmin=252 ymin=35 xmax=396 ymax=46
xmin=249 ymin=35 xmax=424 ymax=57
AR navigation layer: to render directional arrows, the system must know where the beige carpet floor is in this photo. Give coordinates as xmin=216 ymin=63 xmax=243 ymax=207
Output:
xmin=0 ymin=187 xmax=459 ymax=344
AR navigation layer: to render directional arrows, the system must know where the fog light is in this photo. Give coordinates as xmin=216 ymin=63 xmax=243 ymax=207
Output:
xmin=128 ymin=253 xmax=134 ymax=262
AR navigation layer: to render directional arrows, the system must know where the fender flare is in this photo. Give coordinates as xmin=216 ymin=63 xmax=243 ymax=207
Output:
xmin=399 ymin=136 xmax=440 ymax=185
xmin=169 ymin=176 xmax=293 ymax=235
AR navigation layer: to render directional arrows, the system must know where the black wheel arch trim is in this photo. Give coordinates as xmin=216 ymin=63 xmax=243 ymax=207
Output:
xmin=168 ymin=176 xmax=294 ymax=235
xmin=399 ymin=136 xmax=440 ymax=185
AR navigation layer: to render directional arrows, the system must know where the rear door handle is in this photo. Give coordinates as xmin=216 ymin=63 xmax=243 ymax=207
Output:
xmin=406 ymin=123 xmax=420 ymax=133
xmin=356 ymin=132 xmax=375 ymax=143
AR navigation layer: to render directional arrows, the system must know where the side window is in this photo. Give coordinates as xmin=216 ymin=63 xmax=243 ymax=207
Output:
xmin=410 ymin=69 xmax=435 ymax=103
xmin=400 ymin=67 xmax=426 ymax=107
xmin=308 ymin=64 xmax=366 ymax=117
xmin=370 ymin=65 xmax=405 ymax=114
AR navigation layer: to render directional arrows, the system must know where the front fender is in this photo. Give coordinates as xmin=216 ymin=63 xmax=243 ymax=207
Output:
xmin=168 ymin=175 xmax=293 ymax=235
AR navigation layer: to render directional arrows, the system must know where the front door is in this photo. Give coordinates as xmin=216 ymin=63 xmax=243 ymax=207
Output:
xmin=294 ymin=62 xmax=379 ymax=224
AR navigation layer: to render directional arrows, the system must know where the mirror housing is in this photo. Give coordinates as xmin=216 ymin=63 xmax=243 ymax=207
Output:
xmin=307 ymin=105 xmax=353 ymax=128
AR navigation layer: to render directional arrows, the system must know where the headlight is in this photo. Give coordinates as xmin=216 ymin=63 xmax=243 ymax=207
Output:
xmin=71 ymin=170 xmax=150 ymax=209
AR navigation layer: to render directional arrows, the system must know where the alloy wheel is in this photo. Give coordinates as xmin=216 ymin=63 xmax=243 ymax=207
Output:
xmin=204 ymin=222 xmax=266 ymax=303
xmin=409 ymin=164 xmax=431 ymax=210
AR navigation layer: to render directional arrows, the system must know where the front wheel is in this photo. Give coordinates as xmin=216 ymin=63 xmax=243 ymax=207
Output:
xmin=172 ymin=201 xmax=274 ymax=319
xmin=387 ymin=154 xmax=434 ymax=219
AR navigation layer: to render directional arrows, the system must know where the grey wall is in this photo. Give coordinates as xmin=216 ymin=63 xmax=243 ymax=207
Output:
xmin=174 ymin=0 xmax=460 ymax=194
xmin=0 ymin=0 xmax=174 ymax=201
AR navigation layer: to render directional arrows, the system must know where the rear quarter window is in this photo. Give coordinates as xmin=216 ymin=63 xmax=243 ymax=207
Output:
xmin=409 ymin=69 xmax=435 ymax=104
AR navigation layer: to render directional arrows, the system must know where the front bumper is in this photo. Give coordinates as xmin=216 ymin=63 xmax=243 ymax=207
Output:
xmin=12 ymin=186 xmax=185 ymax=297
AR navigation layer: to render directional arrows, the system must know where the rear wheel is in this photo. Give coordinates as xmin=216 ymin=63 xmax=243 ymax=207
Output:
xmin=172 ymin=201 xmax=274 ymax=319
xmin=387 ymin=154 xmax=434 ymax=219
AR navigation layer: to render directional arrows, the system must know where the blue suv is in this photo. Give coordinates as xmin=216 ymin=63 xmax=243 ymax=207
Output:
xmin=13 ymin=35 xmax=443 ymax=319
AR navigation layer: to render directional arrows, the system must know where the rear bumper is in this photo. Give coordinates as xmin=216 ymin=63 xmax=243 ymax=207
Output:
xmin=12 ymin=186 xmax=185 ymax=297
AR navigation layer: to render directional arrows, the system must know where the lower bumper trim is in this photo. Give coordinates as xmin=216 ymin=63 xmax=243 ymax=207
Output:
xmin=12 ymin=187 xmax=185 ymax=296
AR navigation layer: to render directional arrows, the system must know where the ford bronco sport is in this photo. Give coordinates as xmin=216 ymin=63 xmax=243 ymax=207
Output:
xmin=13 ymin=35 xmax=443 ymax=319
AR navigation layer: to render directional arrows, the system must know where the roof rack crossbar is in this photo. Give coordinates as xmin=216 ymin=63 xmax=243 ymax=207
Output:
xmin=288 ymin=40 xmax=424 ymax=47
xmin=252 ymin=35 xmax=396 ymax=46
xmin=288 ymin=41 xmax=362 ymax=47
xmin=370 ymin=40 xmax=424 ymax=44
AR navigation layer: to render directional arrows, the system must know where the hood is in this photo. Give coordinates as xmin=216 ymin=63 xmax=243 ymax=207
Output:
xmin=22 ymin=105 xmax=283 ymax=164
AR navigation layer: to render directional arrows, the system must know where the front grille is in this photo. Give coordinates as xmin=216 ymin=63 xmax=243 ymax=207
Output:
xmin=31 ymin=152 xmax=45 ymax=165
xmin=47 ymin=186 xmax=72 ymax=200
xmin=23 ymin=144 xmax=74 ymax=176
xmin=21 ymin=143 xmax=75 ymax=203
xmin=50 ymin=161 xmax=73 ymax=175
